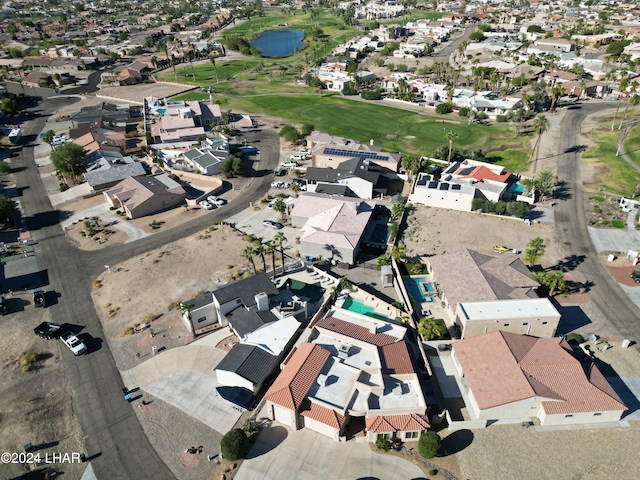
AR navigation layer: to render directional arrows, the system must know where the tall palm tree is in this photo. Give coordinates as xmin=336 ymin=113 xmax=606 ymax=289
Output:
xmin=612 ymin=75 xmax=629 ymax=131
xmin=520 ymin=176 xmax=537 ymax=198
xmin=549 ymin=85 xmax=564 ymax=113
xmin=265 ymin=241 xmax=277 ymax=278
xmin=445 ymin=130 xmax=458 ymax=163
xmin=274 ymin=232 xmax=287 ymax=276
xmin=210 ymin=56 xmax=219 ymax=83
xmin=253 ymin=243 xmax=267 ymax=273
xmin=242 ymin=246 xmax=257 ymax=274
xmin=531 ymin=114 xmax=550 ymax=172
xmin=273 ymin=198 xmax=287 ymax=221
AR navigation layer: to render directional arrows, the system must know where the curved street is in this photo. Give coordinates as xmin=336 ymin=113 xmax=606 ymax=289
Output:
xmin=555 ymin=102 xmax=640 ymax=340
xmin=15 ymin=97 xmax=279 ymax=480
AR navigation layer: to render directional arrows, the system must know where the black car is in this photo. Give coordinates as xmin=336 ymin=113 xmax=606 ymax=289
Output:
xmin=631 ymin=269 xmax=640 ymax=283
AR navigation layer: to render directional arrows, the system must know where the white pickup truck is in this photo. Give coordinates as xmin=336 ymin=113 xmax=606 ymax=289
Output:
xmin=60 ymin=332 xmax=87 ymax=356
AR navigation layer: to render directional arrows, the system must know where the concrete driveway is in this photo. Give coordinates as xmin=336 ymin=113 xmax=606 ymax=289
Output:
xmin=121 ymin=336 xmax=242 ymax=434
xmin=61 ymin=202 xmax=151 ymax=243
xmin=588 ymin=226 xmax=640 ymax=253
xmin=235 ymin=426 xmax=427 ymax=480
xmin=227 ymin=203 xmax=299 ymax=246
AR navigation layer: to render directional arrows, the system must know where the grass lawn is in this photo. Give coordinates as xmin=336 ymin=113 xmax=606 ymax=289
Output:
xmin=612 ymin=219 xmax=625 ymax=228
xmin=487 ymin=149 xmax=530 ymax=173
xmin=623 ymin=121 xmax=640 ymax=168
xmin=583 ymin=128 xmax=640 ymax=196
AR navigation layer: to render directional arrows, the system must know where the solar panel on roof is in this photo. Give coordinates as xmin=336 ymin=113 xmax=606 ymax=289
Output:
xmin=417 ymin=178 xmax=427 ymax=186
xmin=459 ymin=167 xmax=475 ymax=176
xmin=428 ymin=182 xmax=438 ymax=189
xmin=451 ymin=184 xmax=462 ymax=190
xmin=439 ymin=183 xmax=449 ymax=190
xmin=322 ymin=147 xmax=388 ymax=162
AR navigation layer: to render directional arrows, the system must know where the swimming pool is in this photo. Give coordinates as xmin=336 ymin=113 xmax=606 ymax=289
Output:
xmin=403 ymin=276 xmax=436 ymax=303
xmin=368 ymin=224 xmax=389 ymax=245
xmin=157 ymin=108 xmax=166 ymax=115
xmin=342 ymin=297 xmax=389 ymax=321
xmin=506 ymin=182 xmax=525 ymax=196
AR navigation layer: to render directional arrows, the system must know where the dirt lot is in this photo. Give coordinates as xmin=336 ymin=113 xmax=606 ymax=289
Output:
xmin=0 ymin=297 xmax=86 ymax=480
xmin=401 ymin=207 xmax=564 ymax=269
xmin=91 ymin=223 xmax=253 ymax=371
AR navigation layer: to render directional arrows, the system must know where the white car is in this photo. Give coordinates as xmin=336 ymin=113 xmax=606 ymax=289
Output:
xmin=199 ymin=200 xmax=214 ymax=210
xmin=267 ymin=199 xmax=277 ymax=209
xmin=208 ymin=196 xmax=226 ymax=206
xmin=298 ymin=148 xmax=309 ymax=155
xmin=290 ymin=154 xmax=306 ymax=161
xmin=271 ymin=181 xmax=284 ymax=188
xmin=281 ymin=161 xmax=299 ymax=168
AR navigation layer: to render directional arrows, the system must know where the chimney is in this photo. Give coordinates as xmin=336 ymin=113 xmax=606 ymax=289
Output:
xmin=317 ymin=374 xmax=327 ymax=387
xmin=370 ymin=138 xmax=374 ymax=146
xmin=351 ymin=201 xmax=361 ymax=213
xmin=255 ymin=292 xmax=268 ymax=311
xmin=369 ymin=323 xmax=378 ymax=334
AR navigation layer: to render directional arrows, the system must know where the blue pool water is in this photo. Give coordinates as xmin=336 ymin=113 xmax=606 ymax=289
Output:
xmin=506 ymin=183 xmax=525 ymax=196
xmin=250 ymin=30 xmax=305 ymax=58
xmin=157 ymin=108 xmax=166 ymax=115
xmin=403 ymin=277 xmax=435 ymax=303
xmin=342 ymin=297 xmax=389 ymax=321
xmin=369 ymin=224 xmax=389 ymax=245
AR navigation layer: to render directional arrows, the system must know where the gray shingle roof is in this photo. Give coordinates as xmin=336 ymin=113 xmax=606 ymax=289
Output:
xmin=213 ymin=272 xmax=278 ymax=307
xmin=226 ymin=307 xmax=278 ymax=338
xmin=215 ymin=343 xmax=279 ymax=385
xmin=84 ymin=162 xmax=146 ymax=188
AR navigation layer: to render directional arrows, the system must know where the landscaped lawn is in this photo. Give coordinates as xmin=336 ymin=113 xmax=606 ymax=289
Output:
xmin=623 ymin=119 xmax=640 ymax=168
xmin=583 ymin=128 xmax=640 ymax=196
xmin=612 ymin=219 xmax=625 ymax=228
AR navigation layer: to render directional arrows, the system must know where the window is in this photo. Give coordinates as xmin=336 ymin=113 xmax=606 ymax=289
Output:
xmin=593 ymin=413 xmax=602 ymax=416
xmin=197 ymin=316 xmax=207 ymax=324
xmin=565 ymin=414 xmax=573 ymax=418
xmin=405 ymin=431 xmax=419 ymax=439
xmin=377 ymin=433 xmax=390 ymax=440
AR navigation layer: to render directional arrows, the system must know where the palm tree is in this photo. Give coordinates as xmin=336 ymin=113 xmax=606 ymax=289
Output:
xmin=520 ymin=176 xmax=537 ymax=198
xmin=536 ymin=169 xmax=556 ymax=201
xmin=273 ymin=198 xmax=287 ymax=221
xmin=274 ymin=232 xmax=287 ymax=276
xmin=210 ymin=56 xmax=219 ymax=83
xmin=265 ymin=241 xmax=277 ymax=278
xmin=391 ymin=243 xmax=406 ymax=261
xmin=612 ymin=75 xmax=629 ymax=131
xmin=42 ymin=129 xmax=55 ymax=151
xmin=445 ymin=130 xmax=458 ymax=163
xmin=150 ymin=55 xmax=158 ymax=72
xmin=290 ymin=182 xmax=302 ymax=197
xmin=401 ymin=154 xmax=420 ymax=183
xmin=549 ymin=85 xmax=564 ymax=113
xmin=530 ymin=115 xmax=550 ymax=172
xmin=253 ymin=243 xmax=267 ymax=273
xmin=242 ymin=246 xmax=257 ymax=274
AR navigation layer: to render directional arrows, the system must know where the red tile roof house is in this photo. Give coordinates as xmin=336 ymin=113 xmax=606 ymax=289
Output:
xmin=263 ymin=310 xmax=430 ymax=443
xmin=451 ymin=331 xmax=626 ymax=426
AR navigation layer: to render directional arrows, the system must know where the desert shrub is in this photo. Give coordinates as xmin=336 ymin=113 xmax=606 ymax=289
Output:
xmin=220 ymin=428 xmax=249 ymax=461
xmin=435 ymin=102 xmax=453 ymax=114
xmin=418 ymin=431 xmax=441 ymax=459
xmin=375 ymin=437 xmax=392 ymax=452
xmin=92 ymin=279 xmax=102 ymax=289
xmin=166 ymin=301 xmax=179 ymax=311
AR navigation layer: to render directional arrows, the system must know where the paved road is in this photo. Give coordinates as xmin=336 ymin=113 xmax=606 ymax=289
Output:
xmin=432 ymin=26 xmax=472 ymax=65
xmin=15 ymin=96 xmax=280 ymax=479
xmin=555 ymin=102 xmax=640 ymax=341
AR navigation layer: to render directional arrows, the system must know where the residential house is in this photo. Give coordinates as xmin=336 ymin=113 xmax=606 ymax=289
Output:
xmin=287 ymin=193 xmax=376 ymax=265
xmin=532 ymin=37 xmax=575 ymax=53
xmin=70 ymin=102 xmax=141 ymax=128
xmin=305 ymin=157 xmax=389 ymax=199
xmin=148 ymin=98 xmax=222 ymax=145
xmin=455 ymin=298 xmax=561 ymax=339
xmin=215 ymin=316 xmax=301 ymax=395
xmin=83 ymin=150 xmax=147 ymax=191
xmin=426 ymin=249 xmax=539 ymax=320
xmin=451 ymin=331 xmax=626 ymax=425
xmin=409 ymin=172 xmax=476 ymax=212
xmin=264 ymin=307 xmax=429 ymax=442
xmin=22 ymin=71 xmax=52 ymax=87
xmin=115 ymin=68 xmax=142 ymax=86
xmin=103 ymin=174 xmax=186 ymax=219
xmin=181 ymin=142 xmax=228 ymax=176
xmin=306 ymin=132 xmax=402 ymax=172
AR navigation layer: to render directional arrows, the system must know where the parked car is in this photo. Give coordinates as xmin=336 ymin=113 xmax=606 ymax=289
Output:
xmin=33 ymin=289 xmax=46 ymax=308
xmin=263 ymin=220 xmax=284 ymax=230
xmin=281 ymin=161 xmax=299 ymax=168
xmin=60 ymin=331 xmax=87 ymax=356
xmin=298 ymin=148 xmax=309 ymax=155
xmin=206 ymin=195 xmax=221 ymax=206
xmin=199 ymin=200 xmax=214 ymax=210
xmin=274 ymin=167 xmax=285 ymax=176
xmin=208 ymin=196 xmax=226 ymax=206
xmin=631 ymin=269 xmax=640 ymax=283
xmin=290 ymin=154 xmax=306 ymax=161
xmin=271 ymin=181 xmax=284 ymax=188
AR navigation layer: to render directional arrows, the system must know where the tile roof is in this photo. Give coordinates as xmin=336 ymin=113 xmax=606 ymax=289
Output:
xmin=380 ymin=341 xmax=414 ymax=374
xmin=428 ymin=249 xmax=538 ymax=310
xmin=365 ymin=413 xmax=430 ymax=433
xmin=264 ymin=343 xmax=331 ymax=411
xmin=454 ymin=165 xmax=510 ymax=184
xmin=316 ymin=316 xmax=399 ymax=347
xmin=300 ymin=399 xmax=347 ymax=430
xmin=454 ymin=331 xmax=626 ymax=414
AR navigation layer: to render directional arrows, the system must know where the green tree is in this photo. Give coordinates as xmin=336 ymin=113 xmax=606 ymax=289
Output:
xmin=376 ymin=254 xmax=391 ymax=267
xmin=436 ymin=102 xmax=453 ymax=115
xmin=273 ymin=198 xmax=287 ymax=221
xmin=231 ymin=156 xmax=244 ymax=176
xmin=530 ymin=115 xmax=550 ymax=169
xmin=401 ymin=154 xmax=420 ymax=183
xmin=445 ymin=130 xmax=459 ymax=163
xmin=549 ymin=85 xmax=564 ymax=113
xmin=417 ymin=431 xmax=441 ymax=459
xmin=524 ymin=237 xmax=546 ymax=268
xmin=253 ymin=242 xmax=267 ymax=272
xmin=469 ymin=31 xmax=485 ymax=42
xmin=1 ymin=97 xmax=19 ymax=116
xmin=279 ymin=124 xmax=301 ymax=143
xmin=520 ymin=176 xmax=537 ymax=197
xmin=391 ymin=243 xmax=406 ymax=261
xmin=0 ymin=162 xmax=11 ymax=174
xmin=274 ymin=232 xmax=287 ymax=276
xmin=265 ymin=240 xmax=277 ymax=278
xmin=506 ymin=201 xmax=530 ymax=218
xmin=242 ymin=246 xmax=257 ymax=274
xmin=42 ymin=129 xmax=55 ymax=150
xmin=220 ymin=428 xmax=249 ymax=461
xmin=0 ymin=194 xmax=16 ymax=227
xmin=50 ymin=143 xmax=85 ymax=179
xmin=391 ymin=200 xmax=405 ymax=220
xmin=532 ymin=270 xmax=566 ymax=295
xmin=301 ymin=123 xmax=315 ymax=136
xmin=536 ymin=169 xmax=556 ymax=200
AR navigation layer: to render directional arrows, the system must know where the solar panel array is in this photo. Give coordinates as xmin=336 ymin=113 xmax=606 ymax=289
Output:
xmin=451 ymin=184 xmax=462 ymax=190
xmin=417 ymin=178 xmax=428 ymax=186
xmin=428 ymin=182 xmax=438 ymax=189
xmin=439 ymin=183 xmax=449 ymax=190
xmin=323 ymin=148 xmax=389 ymax=162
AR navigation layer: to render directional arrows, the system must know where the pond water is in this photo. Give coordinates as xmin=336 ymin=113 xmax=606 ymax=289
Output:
xmin=250 ymin=30 xmax=305 ymax=58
